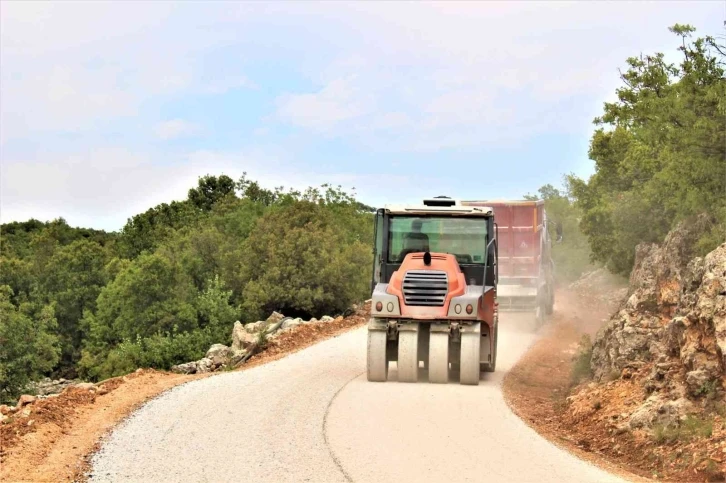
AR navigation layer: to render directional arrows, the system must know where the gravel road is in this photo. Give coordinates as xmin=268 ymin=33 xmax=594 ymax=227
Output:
xmin=90 ymin=316 xmax=627 ymax=483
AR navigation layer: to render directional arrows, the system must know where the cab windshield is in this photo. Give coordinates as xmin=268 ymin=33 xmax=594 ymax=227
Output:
xmin=387 ymin=216 xmax=488 ymax=264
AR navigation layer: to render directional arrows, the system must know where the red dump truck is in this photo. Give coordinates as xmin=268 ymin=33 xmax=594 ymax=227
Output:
xmin=461 ymin=199 xmax=555 ymax=324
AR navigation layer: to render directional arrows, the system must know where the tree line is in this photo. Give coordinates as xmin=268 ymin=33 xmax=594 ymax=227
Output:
xmin=0 ymin=176 xmax=373 ymax=401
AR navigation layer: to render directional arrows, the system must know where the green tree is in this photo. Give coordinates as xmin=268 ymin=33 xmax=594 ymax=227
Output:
xmin=39 ymin=239 xmax=108 ymax=372
xmin=117 ymin=200 xmax=199 ymax=259
xmin=0 ymin=286 xmax=60 ymax=402
xmin=238 ymin=199 xmax=371 ymax=320
xmin=188 ymin=174 xmax=236 ymax=211
xmin=569 ymin=25 xmax=726 ymax=274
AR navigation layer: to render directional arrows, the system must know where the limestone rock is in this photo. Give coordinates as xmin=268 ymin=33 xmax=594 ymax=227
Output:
xmin=266 ymin=311 xmax=285 ymax=325
xmin=74 ymin=382 xmax=96 ymax=391
xmin=282 ymin=318 xmax=303 ymax=330
xmin=232 ymin=321 xmax=257 ymax=351
xmin=206 ymin=344 xmax=232 ymax=366
xmin=591 ymin=220 xmax=724 ymax=390
xmin=320 ymin=315 xmax=334 ymax=323
xmin=628 ymin=394 xmax=694 ymax=430
xmin=685 ymin=369 xmax=712 ymax=396
xmin=17 ymin=395 xmax=36 ymax=408
xmin=245 ymin=321 xmax=265 ymax=333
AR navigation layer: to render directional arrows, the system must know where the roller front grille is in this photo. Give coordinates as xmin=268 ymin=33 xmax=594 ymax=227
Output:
xmin=402 ymin=270 xmax=448 ymax=306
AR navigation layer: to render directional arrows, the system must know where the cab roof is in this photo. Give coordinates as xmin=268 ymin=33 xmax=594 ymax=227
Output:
xmin=383 ymin=204 xmax=493 ymax=216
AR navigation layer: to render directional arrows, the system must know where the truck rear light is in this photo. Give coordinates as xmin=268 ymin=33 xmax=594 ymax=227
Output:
xmin=376 ymin=302 xmax=383 ymax=312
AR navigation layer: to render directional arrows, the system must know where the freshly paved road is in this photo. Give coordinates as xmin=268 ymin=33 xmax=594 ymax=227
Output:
xmin=90 ymin=315 xmax=628 ymax=483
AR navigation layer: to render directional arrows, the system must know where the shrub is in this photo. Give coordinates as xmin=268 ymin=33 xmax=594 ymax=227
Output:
xmin=238 ymin=200 xmax=371 ymax=320
xmin=0 ymin=286 xmax=60 ymax=402
xmin=570 ymin=334 xmax=593 ymax=386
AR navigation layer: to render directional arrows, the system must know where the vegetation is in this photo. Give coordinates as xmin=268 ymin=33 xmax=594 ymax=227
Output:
xmin=525 ymin=183 xmax=598 ymax=283
xmin=567 ymin=25 xmax=725 ymax=274
xmin=0 ymin=175 xmax=373 ymax=401
xmin=653 ymin=415 xmax=714 ymax=444
xmin=570 ymin=334 xmax=594 ymax=386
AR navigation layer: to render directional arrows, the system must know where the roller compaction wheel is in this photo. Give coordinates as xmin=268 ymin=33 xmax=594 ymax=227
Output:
xmin=459 ymin=322 xmax=481 ymax=385
xmin=397 ymin=323 xmax=419 ymax=383
xmin=428 ymin=324 xmax=450 ymax=384
xmin=367 ymin=329 xmax=389 ymax=382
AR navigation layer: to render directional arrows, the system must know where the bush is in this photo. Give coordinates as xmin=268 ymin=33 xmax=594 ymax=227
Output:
xmin=0 ymin=286 xmax=60 ymax=402
xmin=570 ymin=334 xmax=594 ymax=386
xmin=653 ymin=415 xmax=713 ymax=444
xmin=238 ymin=200 xmax=372 ymax=320
xmin=87 ymin=328 xmax=222 ymax=381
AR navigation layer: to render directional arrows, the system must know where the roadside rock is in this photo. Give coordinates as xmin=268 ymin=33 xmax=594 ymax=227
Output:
xmin=266 ymin=311 xmax=285 ymax=326
xmin=171 ymin=357 xmax=216 ymax=375
xmin=206 ymin=344 xmax=232 ymax=366
xmin=171 ymin=361 xmax=198 ymax=375
xmin=685 ymin=370 xmax=712 ymax=397
xmin=320 ymin=316 xmax=334 ymax=323
xmin=282 ymin=318 xmax=303 ymax=330
xmin=25 ymin=377 xmax=78 ymax=396
xmin=232 ymin=321 xmax=257 ymax=351
xmin=16 ymin=395 xmax=36 ymax=408
xmin=628 ymin=394 xmax=694 ymax=429
xmin=74 ymin=382 xmax=97 ymax=391
xmin=245 ymin=321 xmax=265 ymax=333
xmin=0 ymin=404 xmax=12 ymax=415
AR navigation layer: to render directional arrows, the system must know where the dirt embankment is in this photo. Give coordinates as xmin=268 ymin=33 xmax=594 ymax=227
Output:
xmin=505 ymin=225 xmax=726 ymax=483
xmin=0 ymin=306 xmax=369 ymax=483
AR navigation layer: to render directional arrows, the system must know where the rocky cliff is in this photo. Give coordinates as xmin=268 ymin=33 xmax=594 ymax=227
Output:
xmin=590 ymin=215 xmax=725 ymax=426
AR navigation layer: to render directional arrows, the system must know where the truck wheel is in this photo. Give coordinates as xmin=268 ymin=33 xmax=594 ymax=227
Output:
xmin=545 ymin=287 xmax=555 ymax=315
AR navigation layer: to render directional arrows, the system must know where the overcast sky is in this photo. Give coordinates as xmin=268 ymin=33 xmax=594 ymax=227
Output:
xmin=1 ymin=1 xmax=723 ymax=231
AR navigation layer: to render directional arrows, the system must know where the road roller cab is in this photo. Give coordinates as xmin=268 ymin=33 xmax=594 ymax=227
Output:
xmin=367 ymin=197 xmax=498 ymax=385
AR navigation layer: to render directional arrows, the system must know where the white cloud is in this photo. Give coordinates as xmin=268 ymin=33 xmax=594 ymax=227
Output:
xmin=270 ymin=1 xmax=721 ymax=150
xmin=154 ymin=120 xmax=203 ymax=140
xmin=0 ymin=2 xmax=252 ymax=143
xmin=0 ymin=148 xmax=265 ymax=230
xmin=275 ymin=77 xmax=375 ymax=132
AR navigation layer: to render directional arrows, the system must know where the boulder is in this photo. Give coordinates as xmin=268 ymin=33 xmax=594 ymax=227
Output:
xmin=0 ymin=405 xmax=11 ymax=415
xmin=74 ymin=382 xmax=97 ymax=391
xmin=685 ymin=369 xmax=712 ymax=396
xmin=282 ymin=318 xmax=303 ymax=330
xmin=25 ymin=377 xmax=77 ymax=396
xmin=320 ymin=316 xmax=334 ymax=323
xmin=232 ymin=321 xmax=257 ymax=351
xmin=628 ymin=394 xmax=694 ymax=430
xmin=17 ymin=394 xmax=36 ymax=408
xmin=171 ymin=361 xmax=199 ymax=374
xmin=206 ymin=344 xmax=232 ymax=366
xmin=245 ymin=321 xmax=265 ymax=334
xmin=196 ymin=357 xmax=214 ymax=373
xmin=171 ymin=357 xmax=216 ymax=375
xmin=266 ymin=311 xmax=285 ymax=325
